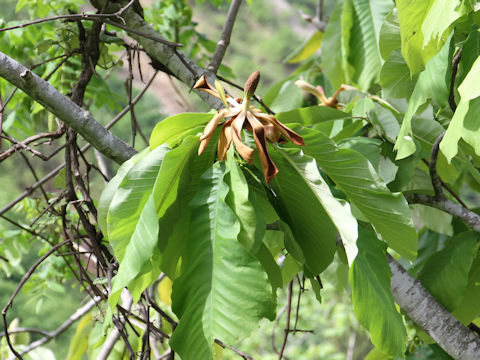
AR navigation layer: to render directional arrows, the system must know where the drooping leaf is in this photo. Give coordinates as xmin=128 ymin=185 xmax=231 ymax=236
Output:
xmin=453 ymin=250 xmax=480 ymax=324
xmin=441 ymin=54 xmax=480 ymax=162
xmin=225 ymin=148 xmax=265 ymax=253
xmin=109 ymin=194 xmax=160 ymax=306
xmin=285 ymin=31 xmax=323 ymax=64
xmin=296 ymin=126 xmax=417 ymax=260
xmin=170 ymin=163 xmax=275 ymax=360
xmin=419 ymin=231 xmax=479 ymax=311
xmin=394 ymin=36 xmax=452 ymax=159
xmin=379 ymin=8 xmax=401 ymax=60
xmin=350 ymin=229 xmax=407 ymax=358
xmin=348 ymin=0 xmax=394 ymax=90
xmin=149 ymin=112 xmax=212 ymax=149
xmin=107 ymin=144 xmax=169 ymax=262
xmin=98 ymin=148 xmax=151 ymax=233
xmin=380 ymin=49 xmax=417 ymax=99
xmin=269 ymin=147 xmax=357 ymax=272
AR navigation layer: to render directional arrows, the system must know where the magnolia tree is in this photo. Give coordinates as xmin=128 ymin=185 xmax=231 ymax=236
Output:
xmin=1 ymin=0 xmax=480 ymax=359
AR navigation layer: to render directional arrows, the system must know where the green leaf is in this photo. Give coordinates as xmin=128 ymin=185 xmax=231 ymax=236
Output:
xmin=285 ymin=31 xmax=323 ymax=64
xmin=322 ymin=0 xmax=352 ymax=88
xmin=380 ymin=49 xmax=417 ymax=99
xmin=149 ymin=112 xmax=212 ymax=149
xmin=396 ymin=0 xmax=449 ymax=74
xmin=440 ymin=100 xmax=469 ymax=162
xmin=170 ymin=163 xmax=275 ymax=360
xmin=225 ymin=149 xmax=265 ymax=253
xmin=67 ymin=314 xmax=93 ymax=360
xmin=269 ymin=80 xmax=305 ymax=113
xmin=297 ymin=126 xmax=417 ymax=260
xmin=269 ymin=147 xmax=357 ymax=272
xmin=350 ymin=229 xmax=407 ymax=358
xmin=107 ymin=145 xmax=169 ymax=262
xmin=109 ymin=195 xmax=160 ymax=307
xmin=453 ymin=250 xmax=480 ymax=323
xmin=349 ymin=0 xmax=394 ymax=90
xmin=276 ymin=105 xmax=350 ymax=126
xmin=418 ymin=231 xmax=479 ymax=311
xmin=394 ymin=36 xmax=452 ymax=159
xmin=98 ymin=148 xmax=151 ymax=233
xmin=379 ymin=9 xmax=401 ymax=60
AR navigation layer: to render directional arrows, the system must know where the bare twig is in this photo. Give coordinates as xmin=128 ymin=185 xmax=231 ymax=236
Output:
xmin=207 ymin=0 xmax=242 ymax=73
xmin=448 ymin=48 xmax=462 ymax=112
xmin=6 ymin=297 xmax=101 ymax=360
xmin=2 ymin=240 xmax=71 ymax=359
xmin=0 ymin=14 xmax=183 ymax=48
xmin=429 ymin=131 xmax=445 ymax=199
xmin=214 ymin=339 xmax=254 ymax=360
xmin=278 ymin=281 xmax=294 ymax=360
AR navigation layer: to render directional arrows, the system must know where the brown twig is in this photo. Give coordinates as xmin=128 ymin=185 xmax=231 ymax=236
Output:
xmin=448 ymin=48 xmax=462 ymax=113
xmin=429 ymin=131 xmax=446 ymax=199
xmin=2 ymin=240 xmax=71 ymax=359
xmin=207 ymin=0 xmax=242 ymax=73
xmin=0 ymin=14 xmax=183 ymax=48
xmin=278 ymin=281 xmax=294 ymax=360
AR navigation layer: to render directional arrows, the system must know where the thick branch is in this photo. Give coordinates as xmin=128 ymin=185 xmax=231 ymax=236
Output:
xmin=92 ymin=0 xmax=223 ymax=110
xmin=388 ymin=255 xmax=480 ymax=360
xmin=207 ymin=0 xmax=242 ymax=73
xmin=405 ymin=193 xmax=480 ymax=232
xmin=0 ymin=52 xmax=136 ymax=164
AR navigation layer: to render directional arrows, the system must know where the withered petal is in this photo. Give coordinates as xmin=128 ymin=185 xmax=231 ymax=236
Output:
xmin=246 ymin=112 xmax=279 ymax=183
xmin=217 ymin=119 xmax=233 ymax=161
xmin=231 ymin=111 xmax=254 ymax=163
xmin=199 ymin=109 xmax=228 ymax=141
xmin=198 ymin=138 xmax=209 ymax=156
xmin=193 ymin=75 xmax=221 ymax=99
xmin=253 ymin=111 xmax=305 ymax=146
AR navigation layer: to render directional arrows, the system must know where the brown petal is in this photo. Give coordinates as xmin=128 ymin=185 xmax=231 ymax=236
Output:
xmin=199 ymin=109 xmax=227 ymax=141
xmin=217 ymin=119 xmax=233 ymax=161
xmin=253 ymin=112 xmax=305 ymax=146
xmin=198 ymin=138 xmax=209 ymax=156
xmin=246 ymin=112 xmax=279 ymax=183
xmin=231 ymin=111 xmax=254 ymax=163
xmin=193 ymin=75 xmax=221 ymax=99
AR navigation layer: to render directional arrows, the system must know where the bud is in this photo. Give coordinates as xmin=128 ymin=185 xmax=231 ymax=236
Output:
xmin=244 ymin=71 xmax=260 ymax=98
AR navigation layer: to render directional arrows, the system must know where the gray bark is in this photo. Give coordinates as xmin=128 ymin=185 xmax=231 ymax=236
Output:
xmin=388 ymin=255 xmax=480 ymax=359
xmin=0 ymin=52 xmax=136 ymax=164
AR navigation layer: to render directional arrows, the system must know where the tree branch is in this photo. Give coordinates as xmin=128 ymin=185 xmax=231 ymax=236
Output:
xmin=0 ymin=51 xmax=136 ymax=163
xmin=388 ymin=255 xmax=480 ymax=360
xmin=405 ymin=193 xmax=480 ymax=232
xmin=429 ymin=131 xmax=445 ymax=199
xmin=92 ymin=0 xmax=223 ymax=110
xmin=6 ymin=296 xmax=101 ymax=360
xmin=207 ymin=0 xmax=242 ymax=74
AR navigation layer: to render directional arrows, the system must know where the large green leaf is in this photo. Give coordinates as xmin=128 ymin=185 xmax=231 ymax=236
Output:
xmin=109 ymin=195 xmax=160 ymax=306
xmin=149 ymin=112 xmax=212 ymax=149
xmin=276 ymin=105 xmax=350 ymax=126
xmin=225 ymin=149 xmax=265 ymax=253
xmin=419 ymin=231 xmax=479 ymax=311
xmin=394 ymin=36 xmax=451 ymax=159
xmin=379 ymin=8 xmax=401 ymax=60
xmin=322 ymin=0 xmax=352 ymax=88
xmin=453 ymin=249 xmax=480 ymax=324
xmin=441 ymin=54 xmax=480 ymax=162
xmin=380 ymin=49 xmax=417 ymax=99
xmin=396 ymin=0 xmax=448 ymax=74
xmin=97 ymin=148 xmax=151 ymax=233
xmin=349 ymin=0 xmax=393 ymax=90
xmin=106 ymin=144 xmax=170 ymax=262
xmin=170 ymin=163 xmax=275 ymax=360
xmin=350 ymin=229 xmax=407 ymax=358
xmin=269 ymin=147 xmax=357 ymax=272
xmin=296 ymin=126 xmax=417 ymax=260
xmin=156 ymin=134 xmax=220 ymax=278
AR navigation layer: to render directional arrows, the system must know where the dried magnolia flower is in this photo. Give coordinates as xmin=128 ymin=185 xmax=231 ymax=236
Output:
xmin=295 ymin=80 xmax=353 ymax=109
xmin=195 ymin=71 xmax=305 ymax=183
